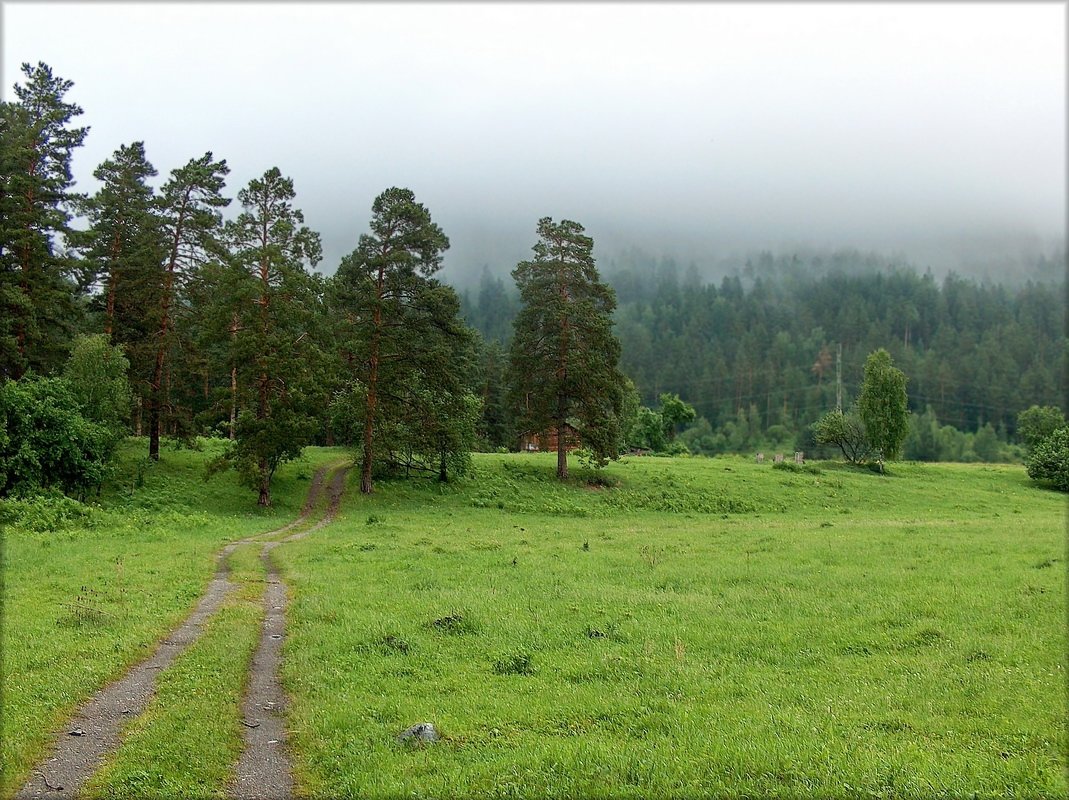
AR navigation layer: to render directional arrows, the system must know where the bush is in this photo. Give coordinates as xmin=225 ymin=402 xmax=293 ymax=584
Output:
xmin=1026 ymin=427 xmax=1069 ymax=491
xmin=0 ymin=376 xmax=114 ymax=498
xmin=1018 ymin=406 xmax=1066 ymax=453
xmin=813 ymin=409 xmax=872 ymax=464
xmin=772 ymin=460 xmax=822 ymax=475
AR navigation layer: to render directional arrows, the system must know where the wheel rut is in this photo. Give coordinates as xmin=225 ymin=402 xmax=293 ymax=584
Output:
xmin=14 ymin=464 xmax=342 ymax=800
xmin=227 ymin=466 xmax=350 ymax=800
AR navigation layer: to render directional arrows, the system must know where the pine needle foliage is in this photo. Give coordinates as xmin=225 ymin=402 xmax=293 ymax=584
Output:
xmin=508 ymin=217 xmax=626 ymax=479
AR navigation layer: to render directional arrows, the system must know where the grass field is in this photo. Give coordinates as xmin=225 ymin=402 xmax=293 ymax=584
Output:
xmin=2 ymin=446 xmax=1065 ymax=798
xmin=277 ymin=455 xmax=1066 ymax=799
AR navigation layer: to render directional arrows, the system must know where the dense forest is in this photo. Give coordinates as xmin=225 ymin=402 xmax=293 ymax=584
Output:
xmin=2 ymin=61 xmax=1066 ymax=503
xmin=461 ymin=250 xmax=1066 ymax=458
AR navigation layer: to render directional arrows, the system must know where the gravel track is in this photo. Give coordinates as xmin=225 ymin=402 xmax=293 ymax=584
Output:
xmin=227 ymin=465 xmax=350 ymax=799
xmin=13 ymin=465 xmax=338 ymax=800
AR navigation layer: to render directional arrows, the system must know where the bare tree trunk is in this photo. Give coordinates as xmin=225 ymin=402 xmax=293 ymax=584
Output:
xmin=149 ymin=345 xmax=164 ymax=461
xmin=229 ymin=313 xmax=238 ymax=440
xmin=361 ymin=264 xmax=385 ymax=494
xmin=258 ymin=458 xmax=271 ymax=506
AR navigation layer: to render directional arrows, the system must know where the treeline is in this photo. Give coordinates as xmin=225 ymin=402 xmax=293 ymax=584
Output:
xmin=0 ymin=63 xmax=484 ymax=503
xmin=0 ymin=63 xmax=631 ymax=502
xmin=462 ymin=250 xmax=1066 ymax=458
xmin=2 ymin=62 xmax=1064 ymax=505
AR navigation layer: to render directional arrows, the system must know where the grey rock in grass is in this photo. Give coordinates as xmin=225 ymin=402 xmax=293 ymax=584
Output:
xmin=398 ymin=722 xmax=439 ymax=744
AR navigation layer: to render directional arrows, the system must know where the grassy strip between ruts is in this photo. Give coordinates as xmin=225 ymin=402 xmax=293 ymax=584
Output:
xmin=81 ymin=542 xmax=265 ymax=800
xmin=1 ymin=440 xmax=348 ymax=798
xmin=277 ymin=454 xmax=1066 ymax=799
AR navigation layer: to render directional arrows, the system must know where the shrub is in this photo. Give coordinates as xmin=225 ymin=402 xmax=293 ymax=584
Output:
xmin=772 ymin=461 xmax=822 ymax=475
xmin=1026 ymin=427 xmax=1069 ymax=491
xmin=1018 ymin=406 xmax=1066 ymax=453
xmin=813 ymin=409 xmax=872 ymax=464
xmin=0 ymin=376 xmax=114 ymax=498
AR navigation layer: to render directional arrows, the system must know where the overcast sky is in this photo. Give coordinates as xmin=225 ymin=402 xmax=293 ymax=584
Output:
xmin=3 ymin=2 xmax=1065 ymax=282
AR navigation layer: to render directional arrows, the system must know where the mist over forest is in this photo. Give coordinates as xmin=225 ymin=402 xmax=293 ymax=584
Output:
xmin=437 ymin=231 xmax=1066 ymax=292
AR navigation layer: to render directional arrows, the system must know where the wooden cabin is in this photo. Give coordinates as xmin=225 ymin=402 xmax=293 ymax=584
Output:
xmin=518 ymin=424 xmax=581 ymax=453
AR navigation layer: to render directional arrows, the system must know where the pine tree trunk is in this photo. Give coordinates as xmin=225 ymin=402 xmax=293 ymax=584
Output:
xmin=14 ymin=246 xmax=30 ymax=379
xmin=556 ymin=396 xmax=568 ymax=480
xmin=149 ymin=345 xmax=165 ymax=461
xmin=229 ymin=313 xmax=238 ymax=440
xmin=361 ymin=375 xmax=377 ymax=493
xmin=148 ymin=395 xmax=160 ymax=460
xmin=556 ymin=263 xmax=570 ymax=481
xmin=258 ymin=457 xmax=271 ymax=506
xmin=557 ymin=429 xmax=568 ymax=479
xmin=104 ymin=229 xmax=121 ymax=336
xmin=361 ymin=264 xmax=385 ymax=494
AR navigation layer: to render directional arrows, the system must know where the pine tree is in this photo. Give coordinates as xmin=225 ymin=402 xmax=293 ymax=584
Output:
xmin=476 ymin=337 xmax=512 ymax=449
xmin=148 ymin=153 xmax=230 ymax=459
xmin=75 ymin=142 xmax=164 ymax=438
xmin=0 ymin=62 xmax=88 ymax=379
xmin=77 ymin=142 xmax=160 ymax=337
xmin=332 ymin=187 xmax=468 ymax=493
xmin=216 ymin=168 xmax=322 ymax=506
xmin=508 ymin=217 xmax=626 ymax=479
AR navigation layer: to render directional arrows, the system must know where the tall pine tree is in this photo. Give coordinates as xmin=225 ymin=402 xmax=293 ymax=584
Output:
xmin=509 ymin=217 xmax=626 ymax=479
xmin=332 ymin=187 xmax=472 ymax=493
xmin=0 ymin=62 xmax=88 ymax=378
xmin=75 ymin=142 xmax=164 ymax=437
xmin=148 ymin=152 xmax=230 ymax=459
xmin=216 ymin=167 xmax=322 ymax=505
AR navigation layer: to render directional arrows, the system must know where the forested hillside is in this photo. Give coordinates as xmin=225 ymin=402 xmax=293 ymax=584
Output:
xmin=461 ymin=251 xmax=1066 ymax=454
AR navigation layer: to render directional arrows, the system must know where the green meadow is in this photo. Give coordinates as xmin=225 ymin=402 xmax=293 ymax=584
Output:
xmin=278 ymin=455 xmax=1066 ymax=798
xmin=2 ymin=447 xmax=1065 ymax=798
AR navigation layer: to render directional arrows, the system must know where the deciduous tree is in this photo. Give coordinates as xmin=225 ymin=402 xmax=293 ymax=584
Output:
xmin=1026 ymin=426 xmax=1069 ymax=491
xmin=857 ymin=348 xmax=909 ymax=467
xmin=813 ymin=408 xmax=872 ymax=464
xmin=1017 ymin=405 xmax=1065 ymax=453
xmin=62 ymin=333 xmax=132 ymax=451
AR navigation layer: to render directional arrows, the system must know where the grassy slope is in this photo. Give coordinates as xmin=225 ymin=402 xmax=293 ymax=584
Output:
xmin=277 ymin=454 xmax=1066 ymax=799
xmin=1 ymin=440 xmax=349 ymax=797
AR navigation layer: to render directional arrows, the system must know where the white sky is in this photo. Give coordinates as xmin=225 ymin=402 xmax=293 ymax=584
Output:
xmin=3 ymin=1 xmax=1065 ymax=280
